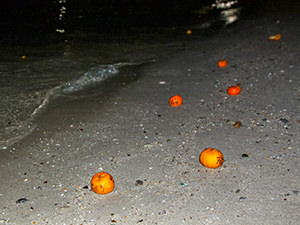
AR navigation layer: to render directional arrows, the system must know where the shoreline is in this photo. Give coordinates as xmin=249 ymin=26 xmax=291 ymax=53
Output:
xmin=1 ymin=4 xmax=299 ymax=225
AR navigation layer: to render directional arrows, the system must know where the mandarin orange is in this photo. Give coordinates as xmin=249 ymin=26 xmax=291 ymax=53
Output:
xmin=200 ymin=148 xmax=224 ymax=169
xmin=91 ymin=172 xmax=115 ymax=195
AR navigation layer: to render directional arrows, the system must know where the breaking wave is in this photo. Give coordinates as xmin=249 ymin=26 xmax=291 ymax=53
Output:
xmin=0 ymin=61 xmax=143 ymax=150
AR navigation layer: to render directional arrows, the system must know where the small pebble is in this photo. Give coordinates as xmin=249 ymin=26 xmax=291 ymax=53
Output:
xmin=279 ymin=118 xmax=289 ymax=123
xmin=233 ymin=121 xmax=242 ymax=128
xmin=135 ymin=180 xmax=143 ymax=186
xmin=158 ymin=210 xmax=167 ymax=215
xmin=16 ymin=198 xmax=28 ymax=204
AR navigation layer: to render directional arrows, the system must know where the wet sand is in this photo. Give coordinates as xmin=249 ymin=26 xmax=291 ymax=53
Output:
xmin=1 ymin=2 xmax=300 ymax=224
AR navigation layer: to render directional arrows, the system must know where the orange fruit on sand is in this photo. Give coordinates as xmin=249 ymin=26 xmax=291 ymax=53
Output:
xmin=227 ymin=84 xmax=241 ymax=95
xmin=269 ymin=34 xmax=281 ymax=41
xmin=218 ymin=60 xmax=228 ymax=68
xmin=91 ymin=172 xmax=115 ymax=195
xmin=169 ymin=95 xmax=183 ymax=107
xmin=199 ymin=148 xmax=224 ymax=169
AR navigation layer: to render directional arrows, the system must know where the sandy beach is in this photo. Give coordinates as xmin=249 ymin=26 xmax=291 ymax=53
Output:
xmin=1 ymin=2 xmax=299 ymax=224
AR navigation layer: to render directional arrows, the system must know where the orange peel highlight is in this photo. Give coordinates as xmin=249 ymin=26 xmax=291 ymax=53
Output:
xmin=169 ymin=95 xmax=183 ymax=107
xmin=91 ymin=172 xmax=115 ymax=195
xmin=227 ymin=84 xmax=241 ymax=95
xmin=186 ymin=29 xmax=192 ymax=35
xmin=269 ymin=34 xmax=281 ymax=41
xmin=218 ymin=60 xmax=228 ymax=68
xmin=200 ymin=148 xmax=224 ymax=169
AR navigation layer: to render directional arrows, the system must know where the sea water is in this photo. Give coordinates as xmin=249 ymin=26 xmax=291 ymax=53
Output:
xmin=0 ymin=33 xmax=188 ymax=150
xmin=0 ymin=0 xmax=244 ymax=150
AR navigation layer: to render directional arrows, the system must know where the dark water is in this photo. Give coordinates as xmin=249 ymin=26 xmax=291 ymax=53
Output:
xmin=1 ymin=1 xmax=209 ymax=35
xmin=0 ymin=0 xmax=257 ymax=149
xmin=1 ymin=0 xmax=259 ymax=44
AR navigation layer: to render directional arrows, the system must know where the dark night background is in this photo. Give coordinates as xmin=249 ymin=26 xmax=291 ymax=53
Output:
xmin=0 ymin=0 xmax=298 ymax=44
xmin=0 ymin=0 xmax=207 ymax=32
xmin=0 ymin=0 xmax=254 ymax=40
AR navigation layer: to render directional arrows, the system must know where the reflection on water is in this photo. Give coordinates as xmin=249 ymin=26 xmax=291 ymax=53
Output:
xmin=193 ymin=0 xmax=241 ymax=30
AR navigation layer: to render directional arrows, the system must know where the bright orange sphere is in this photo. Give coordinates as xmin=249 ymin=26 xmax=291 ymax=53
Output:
xmin=169 ymin=95 xmax=183 ymax=107
xmin=269 ymin=34 xmax=281 ymax=41
xmin=91 ymin=172 xmax=115 ymax=195
xmin=227 ymin=85 xmax=241 ymax=95
xmin=199 ymin=148 xmax=224 ymax=169
xmin=218 ymin=60 xmax=228 ymax=68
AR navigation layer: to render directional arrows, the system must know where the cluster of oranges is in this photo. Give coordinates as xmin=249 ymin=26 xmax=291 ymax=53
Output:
xmin=168 ymin=59 xmax=241 ymax=108
xmin=91 ymin=59 xmax=242 ymax=195
xmin=91 ymin=147 xmax=224 ymax=195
